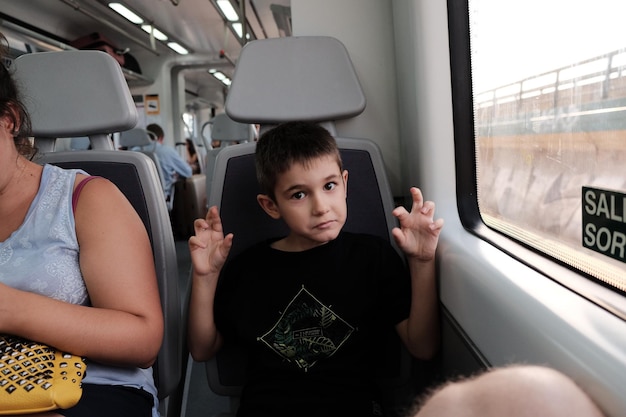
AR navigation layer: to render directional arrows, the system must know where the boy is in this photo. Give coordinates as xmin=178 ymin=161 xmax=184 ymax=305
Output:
xmin=188 ymin=121 xmax=443 ymax=416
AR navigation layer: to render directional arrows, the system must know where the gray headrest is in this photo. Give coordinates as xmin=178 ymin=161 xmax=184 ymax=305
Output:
xmin=211 ymin=113 xmax=253 ymax=142
xmin=14 ymin=50 xmax=138 ymax=138
xmin=119 ymin=128 xmax=154 ymax=148
xmin=225 ymin=36 xmax=365 ymax=124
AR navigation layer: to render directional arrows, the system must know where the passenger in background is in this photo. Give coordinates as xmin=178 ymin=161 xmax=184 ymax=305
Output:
xmin=188 ymin=121 xmax=443 ymax=416
xmin=411 ymin=365 xmax=605 ymax=417
xmin=0 ymin=34 xmax=163 ymax=417
xmin=146 ymin=123 xmax=192 ymax=203
xmin=186 ymin=138 xmax=201 ymax=174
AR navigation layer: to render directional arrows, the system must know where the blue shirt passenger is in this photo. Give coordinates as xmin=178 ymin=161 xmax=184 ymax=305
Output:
xmin=147 ymin=123 xmax=193 ymax=201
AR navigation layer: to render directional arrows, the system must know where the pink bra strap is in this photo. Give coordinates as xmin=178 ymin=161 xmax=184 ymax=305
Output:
xmin=72 ymin=176 xmax=100 ymax=213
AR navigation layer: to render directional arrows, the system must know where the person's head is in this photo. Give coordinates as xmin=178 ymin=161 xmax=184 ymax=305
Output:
xmin=0 ymin=33 xmax=34 ymax=159
xmin=255 ymin=121 xmax=348 ymax=249
xmin=146 ymin=123 xmax=164 ymax=142
xmin=255 ymin=121 xmax=343 ymax=199
xmin=186 ymin=138 xmax=196 ymax=155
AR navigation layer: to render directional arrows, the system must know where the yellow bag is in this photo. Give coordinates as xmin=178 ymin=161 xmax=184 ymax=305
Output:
xmin=0 ymin=335 xmax=86 ymax=415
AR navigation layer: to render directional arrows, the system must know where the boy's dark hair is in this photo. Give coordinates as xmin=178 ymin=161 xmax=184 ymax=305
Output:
xmin=0 ymin=33 xmax=34 ymax=159
xmin=255 ymin=121 xmax=342 ymax=200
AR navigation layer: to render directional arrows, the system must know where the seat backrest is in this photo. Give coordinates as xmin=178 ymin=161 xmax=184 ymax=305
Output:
xmin=14 ymin=50 xmax=183 ymax=408
xmin=203 ymin=36 xmax=408 ymax=407
xmin=205 ymin=113 xmax=257 ymax=204
xmin=210 ymin=112 xmax=255 ymax=143
xmin=38 ymin=152 xmax=182 ymax=402
xmin=205 ymin=136 xmax=402 ymax=398
xmin=209 ymin=138 xmax=398 ymax=261
xmin=119 ymin=127 xmax=155 ymax=150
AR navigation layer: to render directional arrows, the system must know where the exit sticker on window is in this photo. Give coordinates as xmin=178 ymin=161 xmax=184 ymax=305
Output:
xmin=583 ymin=186 xmax=626 ymax=263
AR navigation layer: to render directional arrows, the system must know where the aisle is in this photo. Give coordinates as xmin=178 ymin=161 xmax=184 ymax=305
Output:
xmin=176 ymin=238 xmax=230 ymax=417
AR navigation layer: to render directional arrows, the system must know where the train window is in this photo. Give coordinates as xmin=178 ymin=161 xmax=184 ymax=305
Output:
xmin=467 ymin=0 xmax=626 ymax=292
xmin=183 ymin=112 xmax=195 ymax=138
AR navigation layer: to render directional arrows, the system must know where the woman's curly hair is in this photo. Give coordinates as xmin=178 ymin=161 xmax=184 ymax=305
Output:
xmin=0 ymin=32 xmax=35 ymax=159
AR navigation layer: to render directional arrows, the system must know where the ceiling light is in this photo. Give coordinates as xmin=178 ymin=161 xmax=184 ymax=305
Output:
xmin=141 ymin=25 xmax=168 ymax=41
xmin=217 ymin=0 xmax=239 ymax=22
xmin=232 ymin=23 xmax=243 ymax=38
xmin=208 ymin=70 xmax=231 ymax=87
xmin=230 ymin=23 xmax=250 ymax=40
xmin=108 ymin=2 xmax=144 ymax=24
xmin=167 ymin=42 xmax=189 ymax=55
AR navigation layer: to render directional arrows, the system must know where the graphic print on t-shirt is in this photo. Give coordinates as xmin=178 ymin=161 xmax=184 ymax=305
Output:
xmin=258 ymin=286 xmax=355 ymax=371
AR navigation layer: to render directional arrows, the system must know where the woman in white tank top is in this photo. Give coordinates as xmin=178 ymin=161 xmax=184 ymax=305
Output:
xmin=0 ymin=33 xmax=163 ymax=417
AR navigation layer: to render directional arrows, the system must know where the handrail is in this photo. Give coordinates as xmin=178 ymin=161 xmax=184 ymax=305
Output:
xmin=475 ymin=49 xmax=626 ymax=108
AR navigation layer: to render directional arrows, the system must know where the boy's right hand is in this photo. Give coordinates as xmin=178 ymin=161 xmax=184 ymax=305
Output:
xmin=189 ymin=206 xmax=233 ymax=277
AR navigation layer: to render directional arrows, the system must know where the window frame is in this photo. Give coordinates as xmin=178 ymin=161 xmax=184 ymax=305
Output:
xmin=446 ymin=0 xmax=626 ymax=321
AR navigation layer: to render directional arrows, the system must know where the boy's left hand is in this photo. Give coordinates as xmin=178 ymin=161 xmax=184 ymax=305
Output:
xmin=391 ymin=187 xmax=444 ymax=261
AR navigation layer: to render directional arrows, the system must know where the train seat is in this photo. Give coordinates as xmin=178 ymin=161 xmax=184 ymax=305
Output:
xmin=202 ymin=36 xmax=409 ymax=415
xmin=210 ymin=112 xmax=256 ymax=143
xmin=119 ymin=127 xmax=171 ymax=206
xmin=118 ymin=126 xmax=157 ymax=150
xmin=14 ymin=50 xmax=184 ymax=417
xmin=119 ymin=127 xmax=165 ymax=175
xmin=204 ymin=112 xmax=256 ymax=206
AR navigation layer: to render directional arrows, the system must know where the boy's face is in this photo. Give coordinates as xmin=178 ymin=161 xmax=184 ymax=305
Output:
xmin=257 ymin=154 xmax=348 ymax=251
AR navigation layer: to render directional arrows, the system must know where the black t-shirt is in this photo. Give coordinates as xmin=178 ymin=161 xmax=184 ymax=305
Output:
xmin=215 ymin=232 xmax=411 ymax=417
